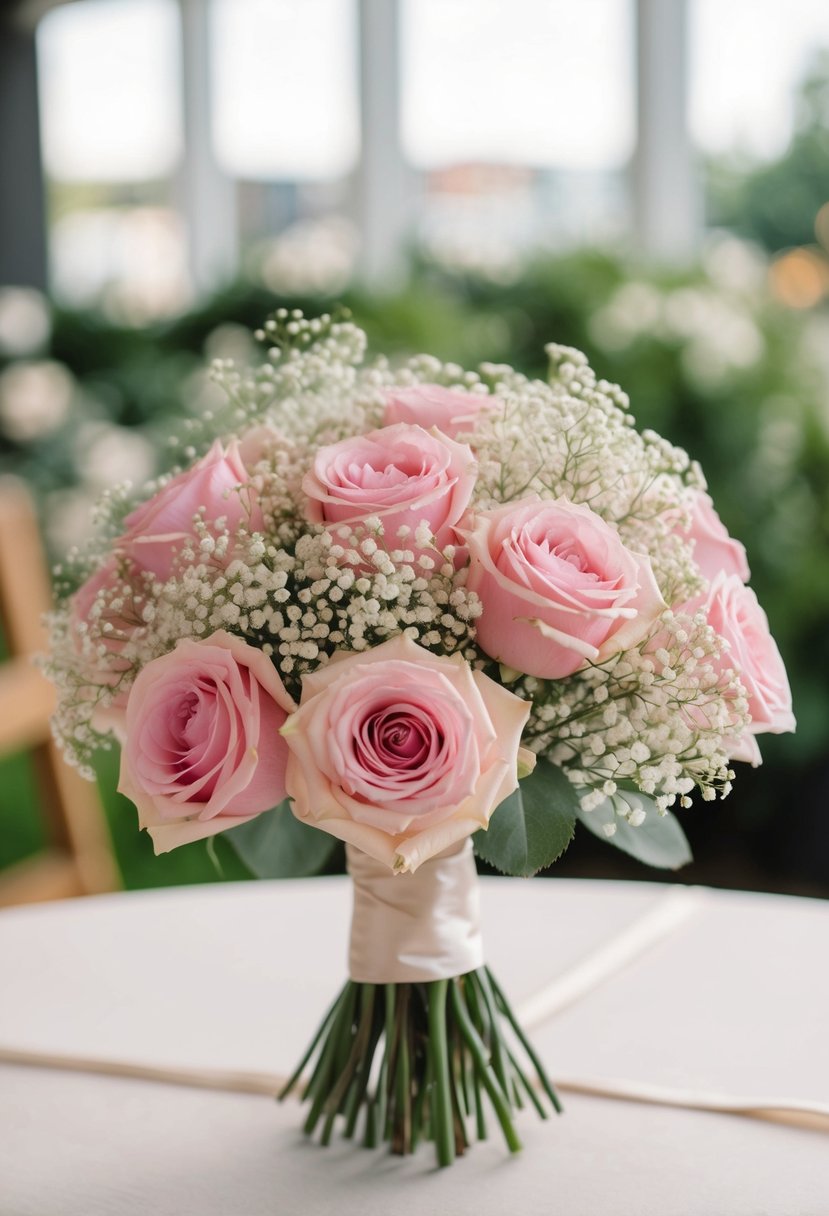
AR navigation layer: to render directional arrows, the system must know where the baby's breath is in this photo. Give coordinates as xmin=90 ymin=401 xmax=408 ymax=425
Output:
xmin=46 ymin=312 xmax=750 ymax=817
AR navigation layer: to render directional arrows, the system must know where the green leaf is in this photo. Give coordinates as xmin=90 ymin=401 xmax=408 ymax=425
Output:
xmin=473 ymin=758 xmax=578 ymax=877
xmin=225 ymin=801 xmax=339 ymax=878
xmin=577 ymin=794 xmax=693 ymax=870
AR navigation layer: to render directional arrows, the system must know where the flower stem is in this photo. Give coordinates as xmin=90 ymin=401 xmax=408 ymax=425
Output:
xmin=303 ymin=982 xmax=356 ymax=1136
xmin=472 ymin=969 xmax=511 ymax=1099
xmin=277 ymin=985 xmax=346 ymax=1101
xmin=449 ymin=979 xmax=522 ymax=1154
xmin=507 ymin=1045 xmax=547 ymax=1119
xmin=473 ymin=1063 xmax=488 ymax=1141
xmin=392 ymin=985 xmax=412 ymax=1154
xmin=487 ymin=968 xmax=563 ymax=1114
xmin=343 ymin=989 xmax=381 ymax=1138
xmin=286 ymin=965 xmax=555 ymax=1166
xmin=321 ymin=983 xmax=376 ymax=1145
xmin=427 ymin=979 xmax=456 ymax=1168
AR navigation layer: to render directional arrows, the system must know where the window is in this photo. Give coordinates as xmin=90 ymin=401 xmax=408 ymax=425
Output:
xmin=401 ymin=0 xmax=634 ymax=264
xmin=37 ymin=0 xmax=182 ymax=181
xmin=36 ymin=0 xmax=186 ymax=317
xmin=691 ymin=0 xmax=829 ymax=156
xmin=210 ymin=0 xmax=359 ymax=180
xmin=402 ymin=0 xmax=634 ymax=171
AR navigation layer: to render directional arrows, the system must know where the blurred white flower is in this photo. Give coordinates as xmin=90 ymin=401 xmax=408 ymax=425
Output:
xmin=589 ymin=282 xmax=663 ymax=351
xmin=0 ymin=289 xmax=51 ymax=357
xmin=204 ymin=323 xmax=256 ymax=368
xmin=0 ymin=360 xmax=73 ymax=441
xmin=181 ymin=367 xmax=227 ymax=417
xmin=73 ymin=421 xmax=157 ymax=490
xmin=669 ymin=292 xmax=765 ymax=389
xmin=44 ymin=486 xmax=102 ymax=554
xmin=255 ymin=216 xmax=358 ymax=295
xmin=702 ymin=236 xmax=767 ymax=297
xmin=50 ymin=207 xmax=188 ymax=323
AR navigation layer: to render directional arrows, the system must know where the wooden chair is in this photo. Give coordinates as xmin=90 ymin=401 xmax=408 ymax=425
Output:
xmin=0 ymin=476 xmax=120 ymax=906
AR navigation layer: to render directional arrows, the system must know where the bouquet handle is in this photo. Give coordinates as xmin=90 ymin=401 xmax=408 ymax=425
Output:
xmin=281 ymin=842 xmax=561 ymax=1167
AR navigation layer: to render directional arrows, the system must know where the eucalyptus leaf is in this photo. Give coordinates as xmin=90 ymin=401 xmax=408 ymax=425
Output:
xmin=225 ymin=801 xmax=339 ymax=878
xmin=577 ymin=794 xmax=693 ymax=870
xmin=473 ymin=758 xmax=578 ymax=877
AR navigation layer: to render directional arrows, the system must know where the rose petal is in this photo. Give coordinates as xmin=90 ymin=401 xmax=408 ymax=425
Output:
xmin=281 ymin=634 xmax=530 ymax=872
xmin=119 ymin=631 xmax=296 ymax=854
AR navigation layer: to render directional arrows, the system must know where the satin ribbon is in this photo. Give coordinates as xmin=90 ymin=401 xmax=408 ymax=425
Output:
xmin=1 ymin=882 xmax=827 ymax=1133
xmin=515 ymin=884 xmax=704 ymax=1029
xmin=1 ymin=1047 xmax=826 ymax=1133
xmin=346 ymin=838 xmax=484 ymax=983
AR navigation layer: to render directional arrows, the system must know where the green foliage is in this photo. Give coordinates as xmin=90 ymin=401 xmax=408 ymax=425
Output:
xmin=225 ymin=801 xmax=341 ymax=879
xmin=473 ymin=759 xmax=578 ymax=877
xmin=91 ymin=747 xmax=251 ymax=889
xmin=707 ymin=51 xmax=829 ymax=253
xmin=0 ymin=753 xmax=43 ymax=871
xmin=576 ymin=797 xmax=693 ymax=871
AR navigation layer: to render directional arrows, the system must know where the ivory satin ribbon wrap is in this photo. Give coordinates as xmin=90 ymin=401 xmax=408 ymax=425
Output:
xmin=346 ymin=839 xmax=484 ymax=983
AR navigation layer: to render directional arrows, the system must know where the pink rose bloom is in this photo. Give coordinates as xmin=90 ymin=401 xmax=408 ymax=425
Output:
xmin=118 ymin=630 xmax=296 ymax=853
xmin=726 ymin=732 xmax=763 ymax=768
xmin=118 ymin=439 xmax=264 ymax=580
xmin=281 ymin=633 xmax=530 ymax=873
xmin=693 ymin=572 xmax=795 ymax=737
xmin=382 ymin=384 xmax=496 ymax=438
xmin=302 ymin=423 xmax=476 ymax=550
xmin=69 ymin=556 xmax=144 ymax=685
xmin=679 ymin=490 xmax=750 ymax=584
xmin=465 ymin=497 xmax=665 ymax=679
xmin=68 ymin=556 xmax=146 ymax=741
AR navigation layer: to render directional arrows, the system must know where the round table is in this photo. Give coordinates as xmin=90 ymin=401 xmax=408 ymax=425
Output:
xmin=0 ymin=877 xmax=827 ymax=1215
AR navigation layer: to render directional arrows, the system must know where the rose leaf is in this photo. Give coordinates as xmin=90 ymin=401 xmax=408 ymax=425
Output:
xmin=473 ymin=758 xmax=579 ymax=878
xmin=577 ymin=795 xmax=693 ymax=870
xmin=225 ymin=801 xmax=340 ymax=878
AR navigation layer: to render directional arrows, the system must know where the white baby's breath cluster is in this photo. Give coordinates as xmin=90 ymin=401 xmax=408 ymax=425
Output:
xmin=518 ymin=607 xmax=747 ymax=817
xmin=133 ymin=525 xmax=478 ymax=697
xmin=46 ymin=310 xmax=750 ymax=831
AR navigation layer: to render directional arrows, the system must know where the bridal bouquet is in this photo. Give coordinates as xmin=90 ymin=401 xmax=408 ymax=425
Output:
xmin=46 ymin=311 xmax=794 ymax=1167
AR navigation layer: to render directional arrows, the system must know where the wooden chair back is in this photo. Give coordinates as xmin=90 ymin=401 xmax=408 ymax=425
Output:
xmin=0 ymin=476 xmax=119 ymax=905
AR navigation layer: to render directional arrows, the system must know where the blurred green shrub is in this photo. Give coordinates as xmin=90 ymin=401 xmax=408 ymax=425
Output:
xmin=707 ymin=50 xmax=829 ymax=255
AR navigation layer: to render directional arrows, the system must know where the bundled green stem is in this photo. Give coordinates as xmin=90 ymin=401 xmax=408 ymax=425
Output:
xmin=280 ymin=966 xmax=561 ymax=1168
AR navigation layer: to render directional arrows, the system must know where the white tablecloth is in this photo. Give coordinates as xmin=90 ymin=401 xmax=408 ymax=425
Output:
xmin=0 ymin=877 xmax=827 ymax=1215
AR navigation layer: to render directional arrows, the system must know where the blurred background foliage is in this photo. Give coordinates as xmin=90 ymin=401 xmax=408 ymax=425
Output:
xmin=708 ymin=50 xmax=829 ymax=258
xmin=2 ymin=234 xmax=828 ymax=895
xmin=1 ymin=2 xmax=828 ymax=896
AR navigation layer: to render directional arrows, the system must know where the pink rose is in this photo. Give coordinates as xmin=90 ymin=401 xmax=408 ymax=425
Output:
xmin=302 ymin=423 xmax=476 ymax=551
xmin=465 ymin=497 xmax=665 ymax=679
xmin=69 ymin=556 xmax=144 ymax=685
xmin=382 ymin=384 xmax=496 ymax=438
xmin=68 ymin=556 xmax=148 ymax=741
xmin=280 ymin=633 xmax=530 ymax=873
xmin=692 ymin=573 xmax=795 ymax=737
xmin=726 ymin=732 xmax=763 ymax=767
xmin=118 ymin=630 xmax=296 ymax=853
xmin=679 ymin=491 xmax=750 ymax=583
xmin=118 ymin=439 xmax=264 ymax=580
